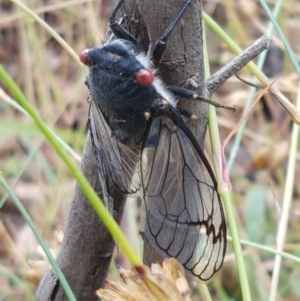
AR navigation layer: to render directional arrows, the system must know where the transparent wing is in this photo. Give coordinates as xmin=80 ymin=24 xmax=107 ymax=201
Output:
xmin=89 ymin=101 xmax=141 ymax=210
xmin=142 ymin=116 xmax=226 ymax=281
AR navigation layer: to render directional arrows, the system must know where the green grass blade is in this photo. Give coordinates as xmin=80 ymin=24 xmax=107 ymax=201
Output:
xmin=0 ymin=64 xmax=142 ymax=280
xmin=203 ymin=19 xmax=252 ymax=301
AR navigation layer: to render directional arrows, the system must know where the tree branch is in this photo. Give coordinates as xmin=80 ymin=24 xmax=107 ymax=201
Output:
xmin=207 ymin=35 xmax=270 ymax=94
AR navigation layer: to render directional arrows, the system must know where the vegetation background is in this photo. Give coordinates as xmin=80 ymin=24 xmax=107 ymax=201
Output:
xmin=0 ymin=0 xmax=299 ymax=300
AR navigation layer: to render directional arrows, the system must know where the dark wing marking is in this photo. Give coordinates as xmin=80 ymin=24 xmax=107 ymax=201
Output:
xmin=89 ymin=100 xmax=141 ymax=210
xmin=142 ymin=114 xmax=226 ymax=281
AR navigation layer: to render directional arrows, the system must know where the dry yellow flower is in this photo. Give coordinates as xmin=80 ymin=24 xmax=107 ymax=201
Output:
xmin=96 ymin=259 xmax=193 ymax=301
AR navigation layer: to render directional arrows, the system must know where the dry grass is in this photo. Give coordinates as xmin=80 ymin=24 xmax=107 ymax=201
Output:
xmin=0 ymin=0 xmax=300 ymax=300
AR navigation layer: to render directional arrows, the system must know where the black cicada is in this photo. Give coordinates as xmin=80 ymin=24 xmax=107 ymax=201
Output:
xmin=79 ymin=0 xmax=227 ymax=280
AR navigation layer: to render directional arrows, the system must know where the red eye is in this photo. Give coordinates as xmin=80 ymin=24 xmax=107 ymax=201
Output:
xmin=135 ymin=68 xmax=154 ymax=86
xmin=79 ymin=49 xmax=89 ymax=64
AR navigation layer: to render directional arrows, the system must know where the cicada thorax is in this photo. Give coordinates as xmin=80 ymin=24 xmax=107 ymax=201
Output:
xmin=84 ymin=39 xmax=159 ymax=147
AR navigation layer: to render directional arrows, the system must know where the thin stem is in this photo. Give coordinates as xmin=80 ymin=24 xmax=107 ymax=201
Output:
xmin=203 ymin=20 xmax=252 ymax=301
xmin=208 ymin=106 xmax=252 ymax=301
xmin=206 ymin=35 xmax=269 ymax=95
xmin=269 ymin=82 xmax=300 ymax=301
